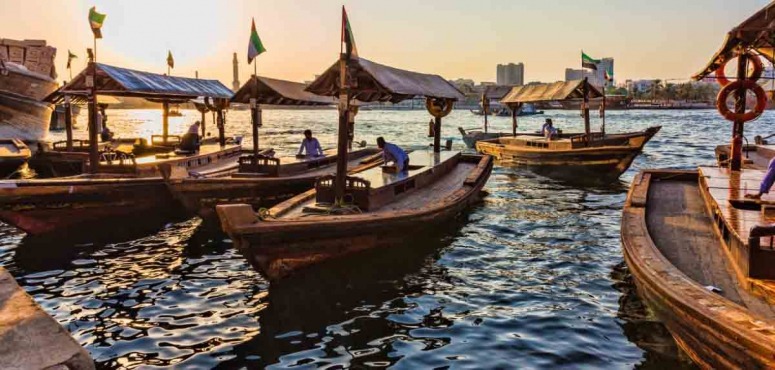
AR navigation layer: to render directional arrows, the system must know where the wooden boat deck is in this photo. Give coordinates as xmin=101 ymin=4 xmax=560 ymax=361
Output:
xmin=646 ymin=178 xmax=775 ymax=319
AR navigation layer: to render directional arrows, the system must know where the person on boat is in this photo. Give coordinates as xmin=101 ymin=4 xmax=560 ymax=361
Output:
xmin=179 ymin=121 xmax=202 ymax=152
xmin=100 ymin=124 xmax=114 ymax=142
xmin=297 ymin=129 xmax=324 ymax=157
xmin=377 ymin=137 xmax=409 ymax=172
xmin=542 ymin=118 xmax=558 ymax=140
xmin=187 ymin=121 xmax=201 ymax=136
xmin=746 ymin=157 xmax=775 ymax=199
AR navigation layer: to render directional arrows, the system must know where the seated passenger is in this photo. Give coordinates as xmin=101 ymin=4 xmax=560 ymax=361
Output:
xmin=297 ymin=129 xmax=324 ymax=157
xmin=377 ymin=136 xmax=409 ymax=172
xmin=187 ymin=121 xmax=201 ymax=136
xmin=179 ymin=121 xmax=202 ymax=152
xmin=541 ymin=118 xmax=558 ymax=140
xmin=100 ymin=125 xmax=114 ymax=142
xmin=746 ymin=157 xmax=775 ymax=199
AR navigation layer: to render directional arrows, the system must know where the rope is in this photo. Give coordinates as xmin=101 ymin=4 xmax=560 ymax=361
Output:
xmin=257 ymin=207 xmax=274 ymax=220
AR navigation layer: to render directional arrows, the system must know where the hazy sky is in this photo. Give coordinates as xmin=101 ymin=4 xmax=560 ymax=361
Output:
xmin=1 ymin=0 xmax=769 ymax=85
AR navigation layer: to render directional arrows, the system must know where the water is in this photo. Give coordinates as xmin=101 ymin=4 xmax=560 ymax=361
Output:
xmin=4 ymin=107 xmax=772 ymax=368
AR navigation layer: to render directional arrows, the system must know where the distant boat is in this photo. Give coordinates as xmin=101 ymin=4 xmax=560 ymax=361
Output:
xmin=0 ymin=59 xmax=58 ymax=142
xmin=49 ymin=104 xmax=81 ymax=130
xmin=470 ymin=104 xmax=544 ymax=117
xmin=168 ymin=104 xmax=184 ymax=117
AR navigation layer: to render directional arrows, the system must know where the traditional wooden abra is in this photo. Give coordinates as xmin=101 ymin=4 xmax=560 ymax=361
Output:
xmin=474 ymin=79 xmax=660 ymax=181
xmin=163 ymin=75 xmax=381 ymax=223
xmin=622 ymin=3 xmax=775 ymax=368
xmin=0 ymin=61 xmax=237 ymax=236
xmin=217 ymin=15 xmax=493 ymax=280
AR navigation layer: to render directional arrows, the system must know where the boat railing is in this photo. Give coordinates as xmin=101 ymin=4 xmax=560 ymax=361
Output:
xmin=747 ymin=224 xmax=775 ymax=279
xmin=52 ymin=139 xmax=92 ymax=152
xmin=315 ymin=175 xmax=371 ymax=210
xmin=150 ymin=135 xmax=182 ymax=147
xmin=238 ymin=154 xmax=280 ymax=175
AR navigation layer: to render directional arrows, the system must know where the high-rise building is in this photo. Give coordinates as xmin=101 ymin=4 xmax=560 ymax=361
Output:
xmin=232 ymin=52 xmax=240 ymax=91
xmin=496 ymin=63 xmax=524 ymax=86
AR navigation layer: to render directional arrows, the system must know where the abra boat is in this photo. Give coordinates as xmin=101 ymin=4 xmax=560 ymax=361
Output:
xmin=0 ymin=138 xmax=31 ymax=175
xmin=217 ymin=23 xmax=492 ymax=280
xmin=474 ymin=79 xmax=660 ymax=181
xmin=623 ymin=4 xmax=775 ymax=367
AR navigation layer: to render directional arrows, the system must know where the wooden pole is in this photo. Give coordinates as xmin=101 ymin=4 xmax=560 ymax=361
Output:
xmin=200 ymin=110 xmax=206 ymax=137
xmin=88 ymin=60 xmax=99 ymax=174
xmin=64 ymin=95 xmax=73 ymax=152
xmin=511 ymin=104 xmax=518 ymax=136
xmin=434 ymin=115 xmax=442 ymax=153
xmin=217 ymin=108 xmax=226 ymax=147
xmin=334 ymin=54 xmax=351 ymax=203
xmin=602 ymin=82 xmax=607 ymax=135
xmin=483 ymin=106 xmax=488 ymax=134
xmin=583 ymin=77 xmax=591 ymax=145
xmin=731 ymin=53 xmax=749 ymax=171
xmin=162 ymin=101 xmax=170 ymax=144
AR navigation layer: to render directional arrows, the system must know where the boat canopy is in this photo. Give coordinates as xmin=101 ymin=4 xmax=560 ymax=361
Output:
xmin=232 ymin=75 xmax=335 ymax=106
xmin=693 ymin=1 xmax=775 ymax=80
xmin=483 ymin=85 xmax=514 ymax=100
xmin=500 ymin=80 xmax=603 ymax=106
xmin=45 ymin=63 xmax=233 ymax=103
xmin=305 ymin=57 xmax=464 ymax=103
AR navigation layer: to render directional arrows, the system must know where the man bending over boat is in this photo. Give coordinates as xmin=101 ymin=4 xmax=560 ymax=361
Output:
xmin=377 ymin=137 xmax=409 ymax=172
xmin=542 ymin=118 xmax=558 ymax=140
xmin=746 ymin=157 xmax=775 ymax=199
xmin=297 ymin=129 xmax=324 ymax=157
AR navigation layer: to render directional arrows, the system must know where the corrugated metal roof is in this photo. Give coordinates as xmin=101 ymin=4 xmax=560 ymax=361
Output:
xmin=232 ymin=75 xmax=335 ymax=105
xmin=693 ymin=2 xmax=775 ymax=80
xmin=306 ymin=57 xmax=464 ymax=103
xmin=500 ymin=80 xmax=603 ymax=105
xmin=46 ymin=63 xmax=233 ymax=102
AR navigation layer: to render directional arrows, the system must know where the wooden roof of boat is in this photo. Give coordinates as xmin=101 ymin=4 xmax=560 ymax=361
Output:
xmin=693 ymin=1 xmax=775 ymax=80
xmin=231 ymin=75 xmax=335 ymax=106
xmin=44 ymin=63 xmax=233 ymax=103
xmin=484 ymin=85 xmax=514 ymax=100
xmin=500 ymin=80 xmax=603 ymax=105
xmin=305 ymin=57 xmax=464 ymax=103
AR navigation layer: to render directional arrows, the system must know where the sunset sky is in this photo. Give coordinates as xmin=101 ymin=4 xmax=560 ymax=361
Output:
xmin=1 ymin=0 xmax=769 ymax=86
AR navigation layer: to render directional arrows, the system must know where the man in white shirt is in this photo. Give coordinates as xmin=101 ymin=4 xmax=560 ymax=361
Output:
xmin=298 ymin=130 xmax=324 ymax=157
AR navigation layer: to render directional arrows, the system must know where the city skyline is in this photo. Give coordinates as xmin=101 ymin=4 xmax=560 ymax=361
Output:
xmin=0 ymin=0 xmax=768 ymax=86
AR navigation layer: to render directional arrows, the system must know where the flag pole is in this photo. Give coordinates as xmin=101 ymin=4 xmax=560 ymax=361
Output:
xmin=252 ymin=58 xmax=260 ymax=156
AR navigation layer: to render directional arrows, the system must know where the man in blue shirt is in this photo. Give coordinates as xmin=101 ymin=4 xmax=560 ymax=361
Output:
xmin=747 ymin=157 xmax=775 ymax=199
xmin=297 ymin=129 xmax=324 ymax=157
xmin=377 ymin=137 xmax=409 ymax=172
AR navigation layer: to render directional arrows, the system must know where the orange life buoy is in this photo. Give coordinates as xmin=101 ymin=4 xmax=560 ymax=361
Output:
xmin=715 ymin=52 xmax=763 ymax=87
xmin=716 ymin=79 xmax=767 ymax=122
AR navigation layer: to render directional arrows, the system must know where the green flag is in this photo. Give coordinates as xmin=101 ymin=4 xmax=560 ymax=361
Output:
xmin=581 ymin=51 xmax=600 ymax=70
xmin=341 ymin=6 xmax=358 ymax=59
xmin=247 ymin=18 xmax=267 ymax=64
xmin=605 ymin=66 xmax=614 ymax=82
xmin=89 ymin=7 xmax=106 ymax=39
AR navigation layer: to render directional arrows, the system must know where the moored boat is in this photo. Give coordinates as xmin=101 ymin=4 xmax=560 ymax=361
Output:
xmin=473 ymin=79 xmax=660 ymax=181
xmin=217 ymin=17 xmax=491 ymax=280
xmin=0 ymin=138 xmax=31 ymax=175
xmin=0 ymin=92 xmax=52 ymax=143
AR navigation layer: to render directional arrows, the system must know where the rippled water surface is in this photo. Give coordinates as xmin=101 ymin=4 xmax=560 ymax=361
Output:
xmin=4 ymin=107 xmax=770 ymax=368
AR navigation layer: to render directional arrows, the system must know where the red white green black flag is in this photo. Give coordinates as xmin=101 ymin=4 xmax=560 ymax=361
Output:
xmin=581 ymin=51 xmax=600 ymax=71
xmin=341 ymin=6 xmax=358 ymax=59
xmin=88 ymin=6 xmax=106 ymax=39
xmin=247 ymin=18 xmax=267 ymax=64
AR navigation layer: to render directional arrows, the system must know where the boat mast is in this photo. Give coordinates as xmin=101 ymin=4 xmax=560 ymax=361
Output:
xmin=731 ymin=53 xmax=749 ymax=171
xmin=87 ymin=50 xmax=99 ymax=173
xmin=583 ymin=77 xmax=591 ymax=145
xmin=252 ymin=65 xmax=261 ymax=156
xmin=334 ymin=52 xmax=350 ymax=203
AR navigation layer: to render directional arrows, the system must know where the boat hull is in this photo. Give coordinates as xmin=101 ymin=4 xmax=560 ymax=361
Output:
xmin=218 ymin=154 xmax=493 ymax=280
xmin=0 ymin=62 xmax=59 ymax=101
xmin=621 ymin=170 xmax=775 ymax=369
xmin=0 ymin=177 xmax=178 ymax=236
xmin=0 ymin=92 xmax=52 ymax=142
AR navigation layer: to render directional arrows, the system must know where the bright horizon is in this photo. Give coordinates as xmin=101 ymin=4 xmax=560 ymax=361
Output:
xmin=0 ymin=0 xmax=770 ymax=86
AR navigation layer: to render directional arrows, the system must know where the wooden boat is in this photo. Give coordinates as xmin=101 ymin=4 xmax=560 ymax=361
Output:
xmin=621 ymin=168 xmax=775 ymax=369
xmin=473 ymin=79 xmax=660 ymax=181
xmin=0 ymin=139 xmax=31 ymax=175
xmin=0 ymin=92 xmax=52 ymax=143
xmin=0 ymin=60 xmax=58 ymax=101
xmin=217 ymin=32 xmax=489 ymax=280
xmin=476 ymin=127 xmax=660 ymax=180
xmin=715 ymin=142 xmax=775 ymax=170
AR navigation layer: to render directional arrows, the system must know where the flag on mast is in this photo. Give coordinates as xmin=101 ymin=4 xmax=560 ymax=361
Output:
xmin=341 ymin=6 xmax=358 ymax=59
xmin=581 ymin=51 xmax=600 ymax=71
xmin=604 ymin=66 xmax=613 ymax=82
xmin=247 ymin=18 xmax=267 ymax=64
xmin=67 ymin=50 xmax=77 ymax=69
xmin=167 ymin=51 xmax=174 ymax=69
xmin=88 ymin=7 xmax=106 ymax=39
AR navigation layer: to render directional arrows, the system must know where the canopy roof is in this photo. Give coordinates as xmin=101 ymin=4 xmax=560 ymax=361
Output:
xmin=232 ymin=75 xmax=335 ymax=105
xmin=693 ymin=1 xmax=775 ymax=80
xmin=483 ymin=85 xmax=515 ymax=100
xmin=306 ymin=57 xmax=464 ymax=103
xmin=500 ymin=80 xmax=603 ymax=105
xmin=45 ymin=63 xmax=233 ymax=103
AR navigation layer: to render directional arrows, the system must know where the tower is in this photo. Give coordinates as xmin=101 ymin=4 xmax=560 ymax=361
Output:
xmin=232 ymin=52 xmax=240 ymax=91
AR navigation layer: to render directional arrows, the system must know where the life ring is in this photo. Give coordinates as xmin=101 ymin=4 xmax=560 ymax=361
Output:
xmin=715 ymin=52 xmax=763 ymax=87
xmin=716 ymin=79 xmax=767 ymax=122
xmin=425 ymin=98 xmax=454 ymax=118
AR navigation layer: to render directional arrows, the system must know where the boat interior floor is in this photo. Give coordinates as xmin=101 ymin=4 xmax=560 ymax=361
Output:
xmin=283 ymin=157 xmax=478 ymax=218
xmin=646 ymin=180 xmax=775 ymax=320
xmin=743 ymin=146 xmax=775 ymax=170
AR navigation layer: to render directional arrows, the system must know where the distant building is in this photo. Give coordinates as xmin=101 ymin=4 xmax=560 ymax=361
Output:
xmin=564 ymin=58 xmax=614 ymax=87
xmin=496 ymin=63 xmax=524 ymax=86
xmin=232 ymin=52 xmax=240 ymax=91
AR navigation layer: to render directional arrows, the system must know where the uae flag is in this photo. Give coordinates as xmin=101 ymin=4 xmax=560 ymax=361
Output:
xmin=67 ymin=50 xmax=77 ymax=69
xmin=167 ymin=51 xmax=174 ymax=69
xmin=605 ymin=66 xmax=613 ymax=82
xmin=89 ymin=7 xmax=106 ymax=39
xmin=247 ymin=18 xmax=267 ymax=64
xmin=581 ymin=51 xmax=599 ymax=70
xmin=341 ymin=6 xmax=358 ymax=59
